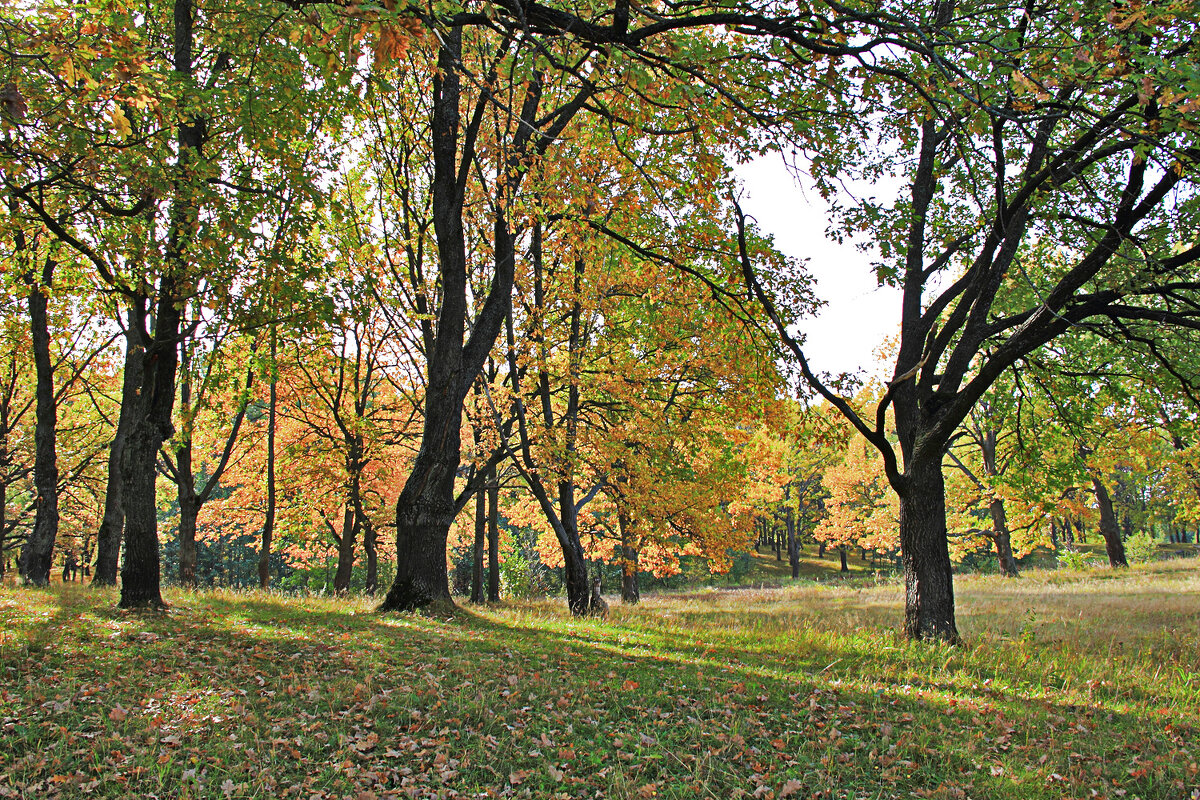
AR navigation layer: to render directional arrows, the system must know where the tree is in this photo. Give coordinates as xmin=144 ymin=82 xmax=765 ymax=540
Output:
xmin=742 ymin=1 xmax=1200 ymax=640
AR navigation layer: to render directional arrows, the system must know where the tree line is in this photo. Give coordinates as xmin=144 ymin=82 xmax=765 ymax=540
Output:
xmin=2 ymin=0 xmax=1199 ymax=642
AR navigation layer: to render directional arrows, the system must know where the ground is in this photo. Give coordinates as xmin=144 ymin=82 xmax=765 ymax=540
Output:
xmin=1 ymin=560 xmax=1197 ymax=799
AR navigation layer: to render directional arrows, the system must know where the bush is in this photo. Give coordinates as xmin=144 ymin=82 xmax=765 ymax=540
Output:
xmin=1056 ymin=548 xmax=1095 ymax=570
xmin=1124 ymin=531 xmax=1159 ymax=565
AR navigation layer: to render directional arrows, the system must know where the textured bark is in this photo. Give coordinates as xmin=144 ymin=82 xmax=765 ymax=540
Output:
xmin=379 ymin=31 xmax=472 ymax=612
xmin=898 ymin=460 xmax=960 ymax=643
xmin=18 ymin=260 xmax=58 ymax=586
xmin=838 ymin=547 xmax=848 ymax=573
xmin=1092 ymin=477 xmax=1129 ymax=568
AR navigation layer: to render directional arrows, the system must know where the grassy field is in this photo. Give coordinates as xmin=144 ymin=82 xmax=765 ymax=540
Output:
xmin=2 ymin=562 xmax=1197 ymax=800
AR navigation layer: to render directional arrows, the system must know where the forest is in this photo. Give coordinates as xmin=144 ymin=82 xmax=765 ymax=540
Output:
xmin=1 ymin=0 xmax=1199 ymax=796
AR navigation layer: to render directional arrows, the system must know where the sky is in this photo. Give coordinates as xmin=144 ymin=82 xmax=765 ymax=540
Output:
xmin=735 ymin=154 xmax=900 ymax=381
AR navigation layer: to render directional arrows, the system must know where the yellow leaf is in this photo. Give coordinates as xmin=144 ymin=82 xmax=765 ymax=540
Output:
xmin=110 ymin=105 xmax=132 ymax=138
xmin=63 ymin=57 xmax=76 ymax=85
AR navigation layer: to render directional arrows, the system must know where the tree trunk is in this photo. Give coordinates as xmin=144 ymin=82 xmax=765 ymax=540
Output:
xmin=988 ymin=498 xmax=1020 ymax=577
xmin=897 ymin=460 xmax=959 ymax=643
xmin=380 ymin=30 xmax=492 ymax=613
xmin=178 ymin=495 xmax=199 ymax=587
xmin=1091 ymin=477 xmax=1129 ymax=568
xmin=18 ymin=260 xmax=58 ymax=586
xmin=94 ymin=315 xmax=141 ymax=586
xmin=120 ymin=419 xmax=171 ymax=609
xmin=786 ymin=506 xmax=800 ymax=579
xmin=176 ymin=346 xmax=199 ymax=588
xmin=618 ymin=506 xmax=640 ymax=604
xmin=333 ymin=502 xmax=357 ymax=594
xmin=838 ymin=547 xmax=848 ymax=573
xmin=362 ymin=516 xmax=378 ymax=595
xmin=258 ymin=329 xmax=277 ymax=589
xmin=470 ymin=481 xmax=485 ymax=604
xmin=486 ymin=467 xmax=499 ymax=602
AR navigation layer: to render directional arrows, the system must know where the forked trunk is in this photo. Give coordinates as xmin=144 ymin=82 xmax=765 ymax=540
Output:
xmin=898 ymin=460 xmax=959 ymax=643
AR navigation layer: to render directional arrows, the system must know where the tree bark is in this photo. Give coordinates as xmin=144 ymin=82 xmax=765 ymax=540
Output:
xmin=470 ymin=480 xmax=485 ymax=603
xmin=257 ymin=331 xmax=277 ymax=589
xmin=785 ymin=492 xmax=800 ymax=579
xmin=94 ymin=313 xmax=141 ymax=586
xmin=176 ymin=339 xmax=198 ymax=587
xmin=897 ymin=460 xmax=960 ymax=643
xmin=333 ymin=501 xmax=357 ymax=594
xmin=1091 ymin=476 xmax=1129 ymax=568
xmin=18 ymin=258 xmax=58 ymax=586
xmin=362 ymin=515 xmax=378 ymax=595
xmin=838 ymin=547 xmax=848 ymax=573
xmin=988 ymin=497 xmax=1020 ymax=577
xmin=617 ymin=506 xmax=640 ymax=604
xmin=486 ymin=466 xmax=499 ymax=602
xmin=379 ymin=30 xmax=473 ymax=612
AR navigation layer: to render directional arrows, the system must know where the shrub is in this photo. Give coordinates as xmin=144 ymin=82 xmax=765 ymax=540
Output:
xmin=1124 ymin=531 xmax=1159 ymax=565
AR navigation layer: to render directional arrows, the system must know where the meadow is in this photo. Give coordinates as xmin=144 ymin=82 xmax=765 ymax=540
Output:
xmin=1 ymin=560 xmax=1197 ymax=800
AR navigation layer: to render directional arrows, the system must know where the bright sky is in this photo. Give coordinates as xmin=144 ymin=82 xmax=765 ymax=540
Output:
xmin=735 ymin=155 xmax=900 ymax=381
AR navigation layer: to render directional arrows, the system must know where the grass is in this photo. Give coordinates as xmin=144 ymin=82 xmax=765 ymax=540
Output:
xmin=2 ymin=561 xmax=1198 ymax=800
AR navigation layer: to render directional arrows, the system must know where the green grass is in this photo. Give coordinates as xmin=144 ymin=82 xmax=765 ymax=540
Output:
xmin=2 ymin=561 xmax=1198 ymax=800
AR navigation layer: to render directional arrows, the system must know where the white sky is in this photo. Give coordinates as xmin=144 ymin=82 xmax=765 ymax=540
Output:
xmin=735 ymin=154 xmax=900 ymax=381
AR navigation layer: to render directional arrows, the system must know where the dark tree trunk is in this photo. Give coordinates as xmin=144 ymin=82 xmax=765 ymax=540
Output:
xmin=362 ymin=516 xmax=378 ymax=595
xmin=786 ymin=504 xmax=800 ymax=579
xmin=177 ymin=494 xmax=200 ymax=587
xmin=119 ymin=0 xmax=203 ymax=609
xmin=1091 ymin=477 xmax=1129 ymax=568
xmin=333 ymin=502 xmax=357 ymax=594
xmin=838 ymin=547 xmax=848 ymax=573
xmin=897 ymin=460 xmax=959 ymax=643
xmin=258 ymin=330 xmax=277 ymax=589
xmin=94 ymin=319 xmax=140 ymax=586
xmin=989 ymin=498 xmax=1020 ymax=577
xmin=380 ymin=30 xmax=487 ymax=612
xmin=1049 ymin=518 xmax=1059 ymax=549
xmin=18 ymin=259 xmax=58 ymax=586
xmin=470 ymin=480 xmax=485 ymax=604
xmin=486 ymin=467 xmax=499 ymax=602
xmin=818 ymin=541 xmax=826 ymax=558
xmin=176 ymin=345 xmax=198 ymax=588
xmin=617 ymin=506 xmax=640 ymax=604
